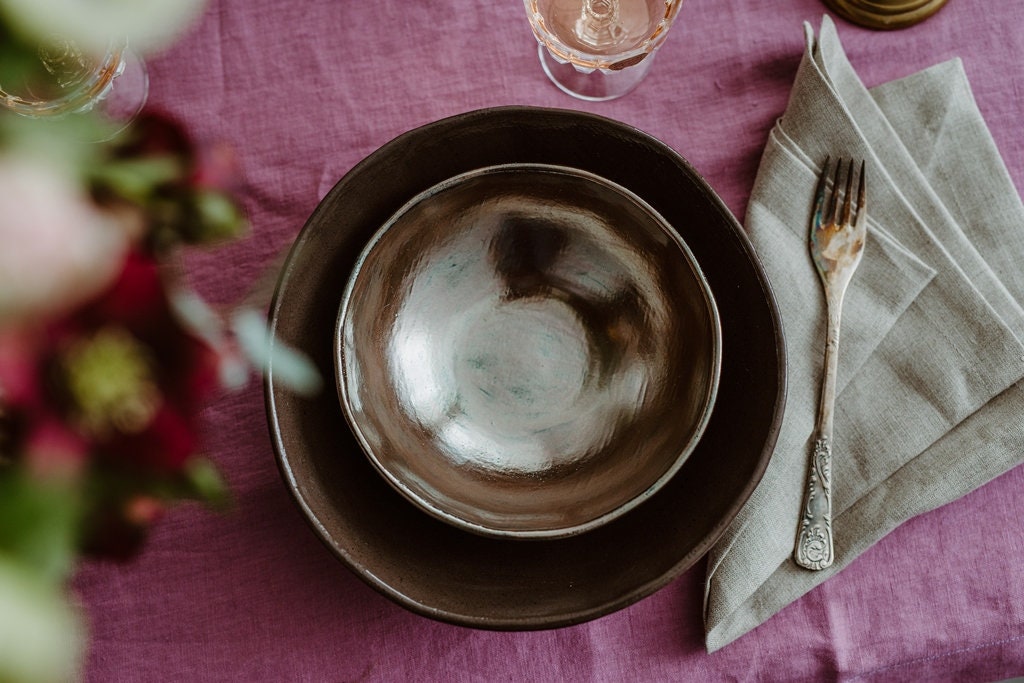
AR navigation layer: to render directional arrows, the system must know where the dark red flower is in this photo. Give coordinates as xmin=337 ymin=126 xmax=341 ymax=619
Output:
xmin=0 ymin=249 xmax=221 ymax=481
xmin=113 ymin=109 xmax=194 ymax=165
xmin=81 ymin=493 xmax=166 ymax=561
xmin=102 ymin=402 xmax=197 ymax=474
xmin=87 ymin=249 xmax=166 ymax=326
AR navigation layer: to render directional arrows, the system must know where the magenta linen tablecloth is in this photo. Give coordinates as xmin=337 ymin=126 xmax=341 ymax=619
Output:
xmin=72 ymin=0 xmax=1024 ymax=680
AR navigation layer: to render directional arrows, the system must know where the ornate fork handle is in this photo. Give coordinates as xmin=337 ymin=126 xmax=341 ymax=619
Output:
xmin=796 ymin=436 xmax=834 ymax=569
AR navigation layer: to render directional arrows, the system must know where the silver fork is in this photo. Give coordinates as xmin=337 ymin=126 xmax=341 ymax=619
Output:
xmin=794 ymin=157 xmax=867 ymax=571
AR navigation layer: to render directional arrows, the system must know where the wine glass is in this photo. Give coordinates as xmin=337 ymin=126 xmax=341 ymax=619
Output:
xmin=524 ymin=0 xmax=683 ymax=101
xmin=0 ymin=35 xmax=148 ymax=139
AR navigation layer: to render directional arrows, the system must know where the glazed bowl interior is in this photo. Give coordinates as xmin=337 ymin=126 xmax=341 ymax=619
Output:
xmin=336 ymin=163 xmax=721 ymax=538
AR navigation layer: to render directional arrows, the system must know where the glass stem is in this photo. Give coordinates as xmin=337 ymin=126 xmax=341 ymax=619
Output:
xmin=576 ymin=0 xmax=626 ymax=49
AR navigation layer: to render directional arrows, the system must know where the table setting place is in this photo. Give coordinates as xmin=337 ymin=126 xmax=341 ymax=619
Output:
xmin=1 ymin=0 xmax=1023 ymax=681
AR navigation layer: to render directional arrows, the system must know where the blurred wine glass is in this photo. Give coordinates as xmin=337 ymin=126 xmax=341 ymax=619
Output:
xmin=524 ymin=0 xmax=683 ymax=101
xmin=0 ymin=35 xmax=148 ymax=139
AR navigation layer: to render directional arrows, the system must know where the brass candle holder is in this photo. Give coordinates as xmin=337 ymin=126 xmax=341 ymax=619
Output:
xmin=821 ymin=0 xmax=950 ymax=29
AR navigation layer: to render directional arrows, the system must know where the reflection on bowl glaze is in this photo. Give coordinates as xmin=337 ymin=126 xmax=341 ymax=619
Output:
xmin=337 ymin=164 xmax=720 ymax=538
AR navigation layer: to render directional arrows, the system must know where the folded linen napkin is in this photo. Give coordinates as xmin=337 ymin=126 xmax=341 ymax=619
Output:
xmin=704 ymin=15 xmax=1024 ymax=652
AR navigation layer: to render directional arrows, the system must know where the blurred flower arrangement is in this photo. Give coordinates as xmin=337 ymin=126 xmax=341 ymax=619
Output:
xmin=0 ymin=2 xmax=314 ymax=681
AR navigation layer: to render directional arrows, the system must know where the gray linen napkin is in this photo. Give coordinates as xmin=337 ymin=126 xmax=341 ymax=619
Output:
xmin=703 ymin=15 xmax=1024 ymax=651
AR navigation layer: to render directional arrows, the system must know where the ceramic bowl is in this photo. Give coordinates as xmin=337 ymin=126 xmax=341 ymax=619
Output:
xmin=335 ymin=163 xmax=721 ymax=538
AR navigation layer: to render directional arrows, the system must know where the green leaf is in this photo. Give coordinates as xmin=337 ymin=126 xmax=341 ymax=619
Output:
xmin=190 ymin=189 xmax=247 ymax=244
xmin=0 ymin=470 xmax=80 ymax=583
xmin=89 ymin=155 xmax=184 ymax=201
xmin=231 ymin=308 xmax=321 ymax=395
xmin=182 ymin=457 xmax=230 ymax=510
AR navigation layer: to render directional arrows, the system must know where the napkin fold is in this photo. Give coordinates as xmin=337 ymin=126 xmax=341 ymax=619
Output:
xmin=704 ymin=15 xmax=1024 ymax=652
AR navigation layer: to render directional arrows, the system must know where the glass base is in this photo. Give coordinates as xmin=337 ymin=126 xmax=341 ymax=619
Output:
xmin=95 ymin=48 xmax=149 ymax=140
xmin=537 ymin=45 xmax=654 ymax=102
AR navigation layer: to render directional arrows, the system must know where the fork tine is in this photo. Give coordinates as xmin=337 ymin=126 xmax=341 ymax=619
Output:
xmin=828 ymin=158 xmax=843 ymax=225
xmin=813 ymin=155 xmax=831 ymax=224
xmin=841 ymin=159 xmax=855 ymax=226
xmin=855 ymin=160 xmax=867 ymax=225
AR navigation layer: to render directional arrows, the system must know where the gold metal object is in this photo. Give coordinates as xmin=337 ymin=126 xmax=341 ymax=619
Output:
xmin=821 ymin=0 xmax=950 ymax=30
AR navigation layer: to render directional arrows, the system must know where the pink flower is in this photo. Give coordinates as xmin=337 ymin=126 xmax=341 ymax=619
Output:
xmin=0 ymin=154 xmax=131 ymax=326
xmin=22 ymin=419 xmax=89 ymax=480
xmin=0 ymin=329 xmax=43 ymax=408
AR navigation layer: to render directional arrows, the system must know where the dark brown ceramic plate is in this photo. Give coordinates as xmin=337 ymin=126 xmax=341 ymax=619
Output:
xmin=266 ymin=106 xmax=785 ymax=630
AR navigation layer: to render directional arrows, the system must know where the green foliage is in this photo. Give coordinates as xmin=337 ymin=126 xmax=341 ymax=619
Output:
xmin=88 ymin=155 xmax=184 ymax=201
xmin=182 ymin=457 xmax=230 ymax=510
xmin=0 ymin=471 xmax=80 ymax=584
xmin=0 ymin=557 xmax=84 ymax=683
xmin=232 ymin=308 xmax=322 ymax=395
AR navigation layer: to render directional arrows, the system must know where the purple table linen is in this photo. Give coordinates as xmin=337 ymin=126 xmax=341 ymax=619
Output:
xmin=72 ymin=0 xmax=1024 ymax=680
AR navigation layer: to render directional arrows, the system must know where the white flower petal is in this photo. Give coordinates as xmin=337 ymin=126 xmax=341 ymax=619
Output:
xmin=0 ymin=154 xmax=130 ymax=325
xmin=1 ymin=0 xmax=207 ymax=54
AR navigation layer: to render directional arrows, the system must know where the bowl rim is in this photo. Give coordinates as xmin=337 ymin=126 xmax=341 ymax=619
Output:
xmin=333 ymin=162 xmax=723 ymax=539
